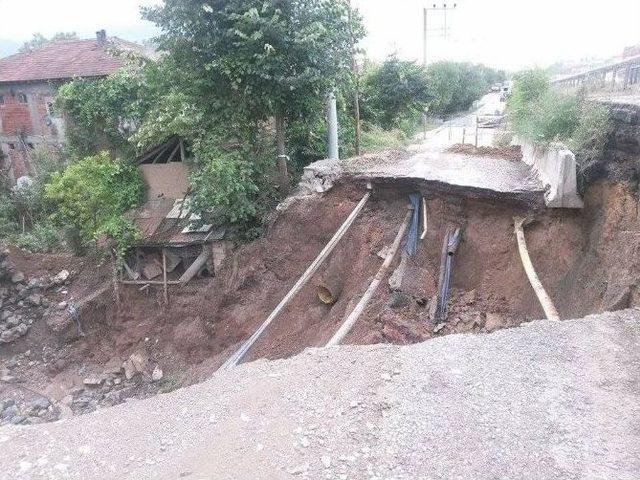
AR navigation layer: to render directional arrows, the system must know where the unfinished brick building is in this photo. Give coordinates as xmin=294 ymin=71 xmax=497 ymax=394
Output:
xmin=0 ymin=31 xmax=144 ymax=183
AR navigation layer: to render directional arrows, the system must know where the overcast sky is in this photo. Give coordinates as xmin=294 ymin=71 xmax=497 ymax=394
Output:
xmin=0 ymin=0 xmax=638 ymax=70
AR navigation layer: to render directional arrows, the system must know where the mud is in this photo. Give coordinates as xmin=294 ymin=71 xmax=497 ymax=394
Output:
xmin=2 ymin=179 xmax=640 ymax=423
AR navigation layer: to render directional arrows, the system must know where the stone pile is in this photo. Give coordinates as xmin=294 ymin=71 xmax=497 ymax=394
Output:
xmin=0 ymin=348 xmax=166 ymax=426
xmin=0 ymin=247 xmax=69 ymax=345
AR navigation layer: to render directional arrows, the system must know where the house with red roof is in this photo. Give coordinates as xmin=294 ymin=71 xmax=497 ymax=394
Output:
xmin=0 ymin=30 xmax=145 ymax=183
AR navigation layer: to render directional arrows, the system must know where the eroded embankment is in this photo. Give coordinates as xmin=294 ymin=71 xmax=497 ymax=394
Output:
xmin=1 ymin=179 xmax=639 ymax=423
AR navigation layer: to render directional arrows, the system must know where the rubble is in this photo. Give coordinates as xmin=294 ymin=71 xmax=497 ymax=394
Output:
xmin=151 ymin=366 xmax=164 ymax=382
xmin=0 ymin=247 xmax=74 ymax=345
xmin=123 ymin=351 xmax=150 ymax=380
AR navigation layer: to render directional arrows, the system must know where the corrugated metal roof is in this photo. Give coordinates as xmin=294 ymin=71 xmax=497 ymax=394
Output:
xmin=132 ymin=198 xmax=223 ymax=247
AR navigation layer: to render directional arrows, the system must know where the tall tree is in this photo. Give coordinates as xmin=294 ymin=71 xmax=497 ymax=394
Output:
xmin=20 ymin=32 xmax=78 ymax=53
xmin=143 ymin=0 xmax=363 ymax=191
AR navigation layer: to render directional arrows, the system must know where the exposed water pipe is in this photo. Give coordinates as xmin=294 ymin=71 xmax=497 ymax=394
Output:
xmin=326 ymin=208 xmax=412 ymax=347
xmin=514 ymin=217 xmax=560 ymax=321
xmin=420 ymin=197 xmax=428 ymax=240
xmin=221 ymin=190 xmax=372 ymax=368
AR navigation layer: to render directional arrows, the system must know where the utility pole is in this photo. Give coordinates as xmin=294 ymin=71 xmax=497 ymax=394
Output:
xmin=422 ymin=2 xmax=458 ymax=65
xmin=423 ymin=7 xmax=428 ymax=67
xmin=348 ymin=0 xmax=361 ymax=156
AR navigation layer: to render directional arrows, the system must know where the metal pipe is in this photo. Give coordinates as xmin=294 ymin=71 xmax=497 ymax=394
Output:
xmin=326 ymin=208 xmax=412 ymax=347
xmin=436 ymin=227 xmax=461 ymax=321
xmin=222 ymin=191 xmax=372 ymax=368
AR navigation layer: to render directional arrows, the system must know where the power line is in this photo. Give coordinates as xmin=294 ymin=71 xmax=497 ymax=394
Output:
xmin=423 ymin=3 xmax=458 ymax=66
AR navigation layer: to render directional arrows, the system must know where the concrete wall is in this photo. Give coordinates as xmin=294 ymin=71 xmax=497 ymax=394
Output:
xmin=139 ymin=162 xmax=189 ymax=201
xmin=517 ymin=138 xmax=583 ymax=208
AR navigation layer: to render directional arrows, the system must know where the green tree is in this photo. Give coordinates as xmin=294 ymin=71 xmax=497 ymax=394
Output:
xmin=425 ymin=61 xmax=499 ymax=118
xmin=506 ymin=69 xmax=551 ymax=130
xmin=142 ymin=0 xmax=364 ymax=190
xmin=19 ymin=32 xmax=78 ymax=53
xmin=361 ymin=56 xmax=432 ymax=130
xmin=57 ymin=68 xmax=152 ymax=158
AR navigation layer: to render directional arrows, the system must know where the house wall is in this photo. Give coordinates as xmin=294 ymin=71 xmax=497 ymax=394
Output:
xmin=139 ymin=162 xmax=189 ymax=201
xmin=0 ymin=82 xmax=63 ymax=182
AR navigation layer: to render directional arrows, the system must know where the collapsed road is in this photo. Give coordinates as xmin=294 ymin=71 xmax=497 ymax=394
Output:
xmin=1 ymin=100 xmax=639 ymax=479
xmin=1 ymin=310 xmax=638 ymax=480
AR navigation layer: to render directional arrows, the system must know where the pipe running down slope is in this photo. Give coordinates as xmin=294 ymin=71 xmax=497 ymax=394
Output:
xmin=221 ymin=191 xmax=372 ymax=369
xmin=514 ymin=217 xmax=560 ymax=321
xmin=326 ymin=208 xmax=412 ymax=347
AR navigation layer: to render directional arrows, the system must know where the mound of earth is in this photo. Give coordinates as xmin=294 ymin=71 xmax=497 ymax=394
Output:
xmin=446 ymin=143 xmax=523 ymax=161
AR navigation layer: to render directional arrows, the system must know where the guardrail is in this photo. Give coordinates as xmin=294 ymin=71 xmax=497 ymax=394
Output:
xmin=551 ymin=55 xmax=640 ymax=93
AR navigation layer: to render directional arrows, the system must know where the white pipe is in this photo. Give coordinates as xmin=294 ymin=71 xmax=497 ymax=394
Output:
xmin=514 ymin=217 xmax=560 ymax=321
xmin=326 ymin=209 xmax=412 ymax=347
xmin=222 ymin=191 xmax=371 ymax=368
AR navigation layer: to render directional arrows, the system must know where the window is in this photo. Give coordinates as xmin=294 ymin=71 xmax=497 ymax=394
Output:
xmin=0 ymin=95 xmax=4 ymax=105
xmin=17 ymin=93 xmax=28 ymax=104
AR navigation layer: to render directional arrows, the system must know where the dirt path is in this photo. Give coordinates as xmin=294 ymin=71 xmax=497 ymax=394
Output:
xmin=1 ymin=310 xmax=638 ymax=480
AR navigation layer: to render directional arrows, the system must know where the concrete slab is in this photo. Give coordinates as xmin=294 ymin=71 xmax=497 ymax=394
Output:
xmin=302 ymin=92 xmax=545 ymax=202
xmin=304 ymin=150 xmax=544 ymax=202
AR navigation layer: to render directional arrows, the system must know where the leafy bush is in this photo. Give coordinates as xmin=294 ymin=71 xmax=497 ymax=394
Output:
xmin=507 ymin=69 xmax=550 ymax=128
xmin=98 ymin=216 xmax=141 ymax=262
xmin=493 ymin=131 xmax=514 ymax=148
xmin=10 ymin=222 xmax=60 ymax=253
xmin=507 ymin=69 xmax=613 ymax=191
xmin=0 ymin=192 xmax=19 ymax=238
xmin=57 ymin=69 xmax=152 ymax=158
xmin=44 ymin=152 xmax=145 ymax=247
xmin=570 ymin=101 xmax=613 ymax=160
xmin=360 ymin=124 xmax=411 ymax=152
xmin=507 ymin=69 xmax=611 ymax=149
xmin=188 ymin=143 xmax=260 ymax=225
xmin=518 ymin=90 xmax=580 ymax=144
xmin=8 ymin=145 xmax=65 ymax=231
xmin=1 ymin=146 xmax=66 ymax=251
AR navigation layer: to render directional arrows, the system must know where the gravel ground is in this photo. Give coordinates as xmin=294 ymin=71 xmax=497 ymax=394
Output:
xmin=1 ymin=310 xmax=639 ymax=480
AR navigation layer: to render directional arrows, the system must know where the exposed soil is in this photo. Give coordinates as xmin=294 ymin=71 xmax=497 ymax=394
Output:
xmin=447 ymin=143 xmax=523 ymax=161
xmin=2 ymin=179 xmax=640 ymax=425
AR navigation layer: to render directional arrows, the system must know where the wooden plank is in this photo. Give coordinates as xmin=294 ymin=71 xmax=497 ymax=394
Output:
xmin=166 ymin=142 xmax=181 ymax=163
xmin=120 ymin=280 xmax=181 ymax=285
